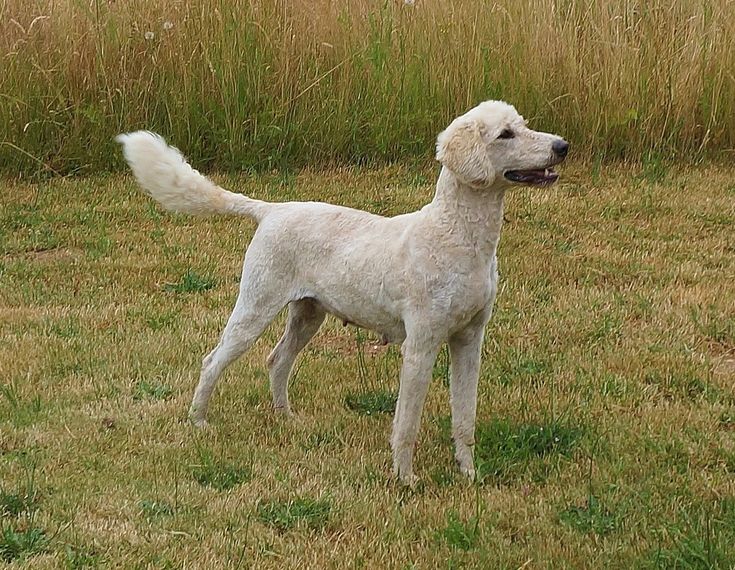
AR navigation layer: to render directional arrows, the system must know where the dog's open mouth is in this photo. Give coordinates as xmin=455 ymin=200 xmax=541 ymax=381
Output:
xmin=504 ymin=168 xmax=559 ymax=187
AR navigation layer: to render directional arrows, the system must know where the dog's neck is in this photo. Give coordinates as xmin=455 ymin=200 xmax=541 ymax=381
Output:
xmin=426 ymin=167 xmax=506 ymax=260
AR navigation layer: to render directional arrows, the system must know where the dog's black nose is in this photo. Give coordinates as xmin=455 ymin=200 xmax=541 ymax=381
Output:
xmin=552 ymin=139 xmax=569 ymax=158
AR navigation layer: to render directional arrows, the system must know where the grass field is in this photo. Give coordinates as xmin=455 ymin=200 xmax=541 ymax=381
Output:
xmin=1 ymin=161 xmax=734 ymax=567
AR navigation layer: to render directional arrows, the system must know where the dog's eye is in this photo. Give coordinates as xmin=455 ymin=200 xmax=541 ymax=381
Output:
xmin=497 ymin=129 xmax=515 ymax=140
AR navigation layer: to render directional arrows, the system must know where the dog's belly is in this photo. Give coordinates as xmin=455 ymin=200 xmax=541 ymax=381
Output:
xmin=305 ymin=295 xmax=406 ymax=345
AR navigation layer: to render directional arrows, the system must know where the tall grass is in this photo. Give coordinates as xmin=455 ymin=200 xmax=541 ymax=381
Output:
xmin=1 ymin=0 xmax=734 ymax=175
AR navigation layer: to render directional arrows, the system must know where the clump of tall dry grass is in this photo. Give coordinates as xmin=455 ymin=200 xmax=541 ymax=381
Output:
xmin=1 ymin=0 xmax=734 ymax=175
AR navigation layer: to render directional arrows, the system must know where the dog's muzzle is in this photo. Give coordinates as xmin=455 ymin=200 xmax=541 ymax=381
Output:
xmin=504 ymin=138 xmax=569 ymax=187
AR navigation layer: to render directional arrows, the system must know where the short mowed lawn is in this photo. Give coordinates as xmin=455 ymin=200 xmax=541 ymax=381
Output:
xmin=1 ymin=162 xmax=734 ymax=568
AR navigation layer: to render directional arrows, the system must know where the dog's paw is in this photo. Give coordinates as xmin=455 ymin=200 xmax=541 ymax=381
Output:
xmin=396 ymin=471 xmax=420 ymax=488
xmin=455 ymin=447 xmax=476 ymax=481
xmin=188 ymin=415 xmax=209 ymax=429
xmin=393 ymin=459 xmax=420 ymax=487
xmin=272 ymin=405 xmax=293 ymax=417
xmin=459 ymin=464 xmax=476 ymax=482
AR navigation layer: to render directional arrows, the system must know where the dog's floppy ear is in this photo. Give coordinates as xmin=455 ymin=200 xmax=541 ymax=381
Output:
xmin=435 ymin=119 xmax=494 ymax=188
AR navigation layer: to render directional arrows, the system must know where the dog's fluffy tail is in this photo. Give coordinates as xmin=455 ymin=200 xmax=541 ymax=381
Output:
xmin=116 ymin=131 xmax=268 ymax=220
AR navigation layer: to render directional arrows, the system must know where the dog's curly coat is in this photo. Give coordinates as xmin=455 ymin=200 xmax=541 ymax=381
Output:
xmin=117 ymin=100 xmax=568 ymax=484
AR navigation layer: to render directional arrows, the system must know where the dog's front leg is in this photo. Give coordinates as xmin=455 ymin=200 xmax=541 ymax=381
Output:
xmin=448 ymin=310 xmax=491 ymax=480
xmin=391 ymin=334 xmax=441 ymax=485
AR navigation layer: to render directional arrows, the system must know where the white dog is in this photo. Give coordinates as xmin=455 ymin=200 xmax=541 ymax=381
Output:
xmin=117 ymin=100 xmax=568 ymax=484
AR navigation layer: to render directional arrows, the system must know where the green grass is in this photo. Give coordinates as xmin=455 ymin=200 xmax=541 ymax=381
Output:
xmin=191 ymin=450 xmax=252 ymax=492
xmin=0 ymin=457 xmax=47 ymax=563
xmin=559 ymin=495 xmax=618 ymax=536
xmin=0 ymin=490 xmax=39 ymax=519
xmin=641 ymin=499 xmax=735 ymax=569
xmin=0 ymin=526 xmax=48 ymax=563
xmin=163 ymin=269 xmax=216 ymax=294
xmin=438 ymin=509 xmax=482 ymax=551
xmin=473 ymin=418 xmax=583 ymax=484
xmin=139 ymin=499 xmax=175 ymax=520
xmin=344 ymin=389 xmax=397 ymax=416
xmin=62 ymin=544 xmax=102 ymax=569
xmin=1 ymin=163 xmax=734 ymax=567
xmin=256 ymin=496 xmax=332 ymax=532
xmin=133 ymin=380 xmax=174 ymax=401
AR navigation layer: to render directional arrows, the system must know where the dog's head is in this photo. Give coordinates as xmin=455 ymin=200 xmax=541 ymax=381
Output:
xmin=436 ymin=100 xmax=568 ymax=189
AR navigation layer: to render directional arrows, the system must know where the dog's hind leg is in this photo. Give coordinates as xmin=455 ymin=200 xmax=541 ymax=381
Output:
xmin=266 ymin=298 xmax=326 ymax=414
xmin=188 ymin=279 xmax=288 ymax=427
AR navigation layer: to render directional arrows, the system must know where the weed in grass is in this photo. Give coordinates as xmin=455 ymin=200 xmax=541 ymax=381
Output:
xmin=488 ymin=349 xmax=550 ymax=387
xmin=139 ymin=499 xmax=175 ymax=520
xmin=144 ymin=310 xmax=179 ymax=331
xmin=643 ymin=501 xmax=735 ymax=569
xmin=586 ymin=313 xmax=622 ymax=347
xmin=714 ymin=447 xmax=735 ymax=473
xmin=0 ymin=490 xmax=39 ymax=519
xmin=0 ymin=459 xmax=47 ymax=562
xmin=0 ymin=381 xmax=21 ymax=410
xmin=651 ymin=439 xmax=691 ymax=475
xmin=429 ymin=467 xmax=455 ymax=488
xmin=133 ymin=380 xmax=173 ymax=401
xmin=554 ymin=239 xmax=575 ymax=255
xmin=598 ymin=373 xmax=631 ymax=400
xmin=344 ymin=389 xmax=397 ymax=416
xmin=3 ymin=204 xmax=42 ymax=231
xmin=438 ymin=510 xmax=481 ymax=551
xmin=48 ymin=318 xmax=81 ymax=339
xmin=0 ymin=525 xmax=48 ymax=563
xmin=691 ymin=211 xmax=735 ymax=231
xmin=191 ymin=448 xmax=251 ymax=491
xmin=192 ymin=461 xmax=251 ymax=492
xmin=690 ymin=306 xmax=735 ymax=348
xmin=350 ymin=331 xmax=403 ymax=421
xmin=513 ymin=357 xmax=550 ymax=381
xmin=84 ymin=233 xmax=113 ymax=260
xmin=274 ymin=169 xmax=296 ymax=190
xmin=256 ymin=497 xmax=331 ymax=532
xmin=63 ymin=544 xmax=102 ymax=569
xmin=362 ymin=467 xmax=382 ymax=488
xmin=0 ymin=453 xmax=41 ymax=520
xmin=473 ymin=418 xmax=582 ymax=484
xmin=638 ymin=152 xmax=671 ymax=186
xmin=559 ymin=496 xmax=617 ymax=536
xmin=164 ymin=269 xmax=215 ymax=294
xmin=3 ymin=205 xmax=59 ymax=252
xmin=0 ymin=383 xmax=44 ymax=428
xmin=643 ymin=370 xmax=713 ymax=402
xmin=301 ymin=429 xmax=341 ymax=451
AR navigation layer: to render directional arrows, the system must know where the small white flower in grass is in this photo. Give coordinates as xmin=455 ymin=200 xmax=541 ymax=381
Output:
xmin=163 ymin=21 xmax=174 ymax=30
xmin=404 ymin=0 xmax=415 ymax=5
xmin=144 ymin=31 xmax=155 ymax=40
xmin=554 ymin=437 xmax=560 ymax=443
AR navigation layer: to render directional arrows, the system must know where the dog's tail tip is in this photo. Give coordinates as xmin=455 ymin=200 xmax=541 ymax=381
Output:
xmin=115 ymin=130 xmax=167 ymax=153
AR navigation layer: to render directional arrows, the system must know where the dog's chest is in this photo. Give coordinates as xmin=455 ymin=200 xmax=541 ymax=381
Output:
xmin=432 ymin=256 xmax=498 ymax=328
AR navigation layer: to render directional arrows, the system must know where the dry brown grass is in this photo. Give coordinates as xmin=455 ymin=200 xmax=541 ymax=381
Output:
xmin=1 ymin=161 xmax=734 ymax=567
